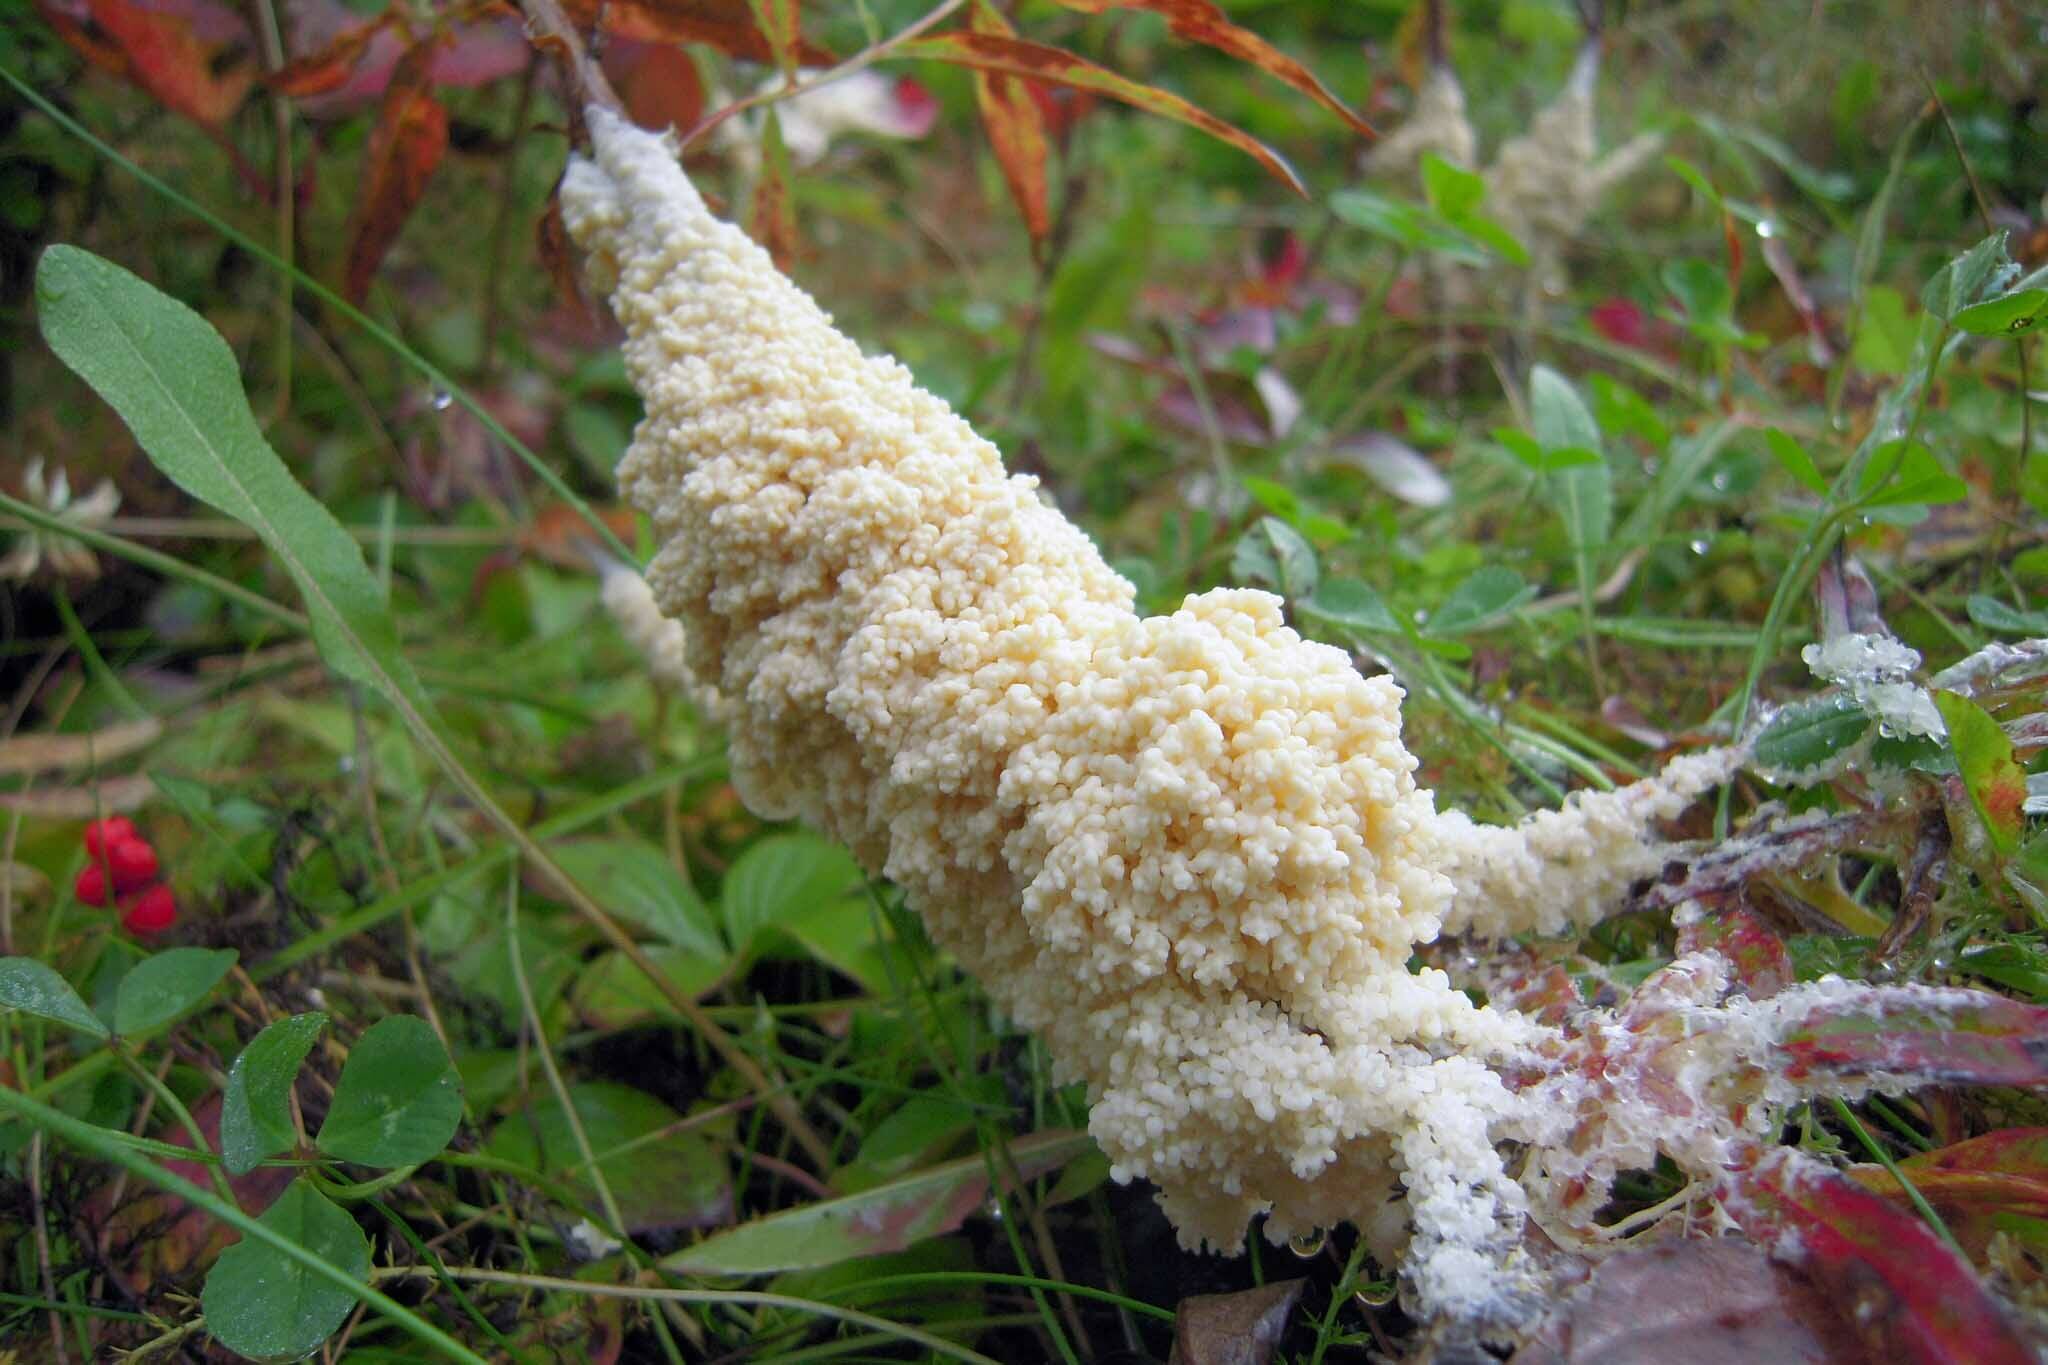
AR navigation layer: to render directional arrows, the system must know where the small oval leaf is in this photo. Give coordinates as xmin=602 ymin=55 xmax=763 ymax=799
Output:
xmin=0 ymin=956 xmax=109 ymax=1038
xmin=316 ymin=1015 xmax=462 ymax=1167
xmin=112 ymin=947 xmax=237 ymax=1039
xmin=1752 ymin=695 xmax=1872 ymax=777
xmin=202 ymin=1177 xmax=371 ymax=1361
xmin=222 ymin=1013 xmax=328 ymax=1176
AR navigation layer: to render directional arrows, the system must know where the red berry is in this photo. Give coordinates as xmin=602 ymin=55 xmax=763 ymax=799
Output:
xmin=75 ymin=864 xmax=110 ymax=907
xmin=120 ymin=885 xmax=177 ymax=935
xmin=83 ymin=817 xmax=137 ymax=860
xmin=107 ymin=838 xmax=159 ymax=891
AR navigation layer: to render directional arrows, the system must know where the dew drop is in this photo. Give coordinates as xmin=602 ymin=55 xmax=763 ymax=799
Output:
xmin=430 ymin=388 xmax=454 ymax=411
xmin=1689 ymin=538 xmax=1710 ymax=555
xmin=1287 ymin=1228 xmax=1326 ymax=1258
xmin=1353 ymin=1280 xmax=1397 ymax=1309
xmin=984 ymin=1197 xmax=1005 ymax=1222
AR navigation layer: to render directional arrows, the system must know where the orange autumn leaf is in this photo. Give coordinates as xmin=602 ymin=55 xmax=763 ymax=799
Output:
xmin=898 ymin=30 xmax=1304 ymax=196
xmin=1045 ymin=0 xmax=1373 ymax=138
xmin=341 ymin=39 xmax=449 ymax=305
xmin=43 ymin=0 xmax=256 ymax=129
xmin=967 ymin=0 xmax=1051 ymax=252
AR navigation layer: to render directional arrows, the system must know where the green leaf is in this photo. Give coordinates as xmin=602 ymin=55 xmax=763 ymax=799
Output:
xmin=1327 ymin=188 xmax=1489 ymax=264
xmin=201 ymin=1177 xmax=370 ymax=1362
xmin=1855 ymin=439 xmax=1967 ymax=510
xmin=1301 ymin=578 xmax=1401 ymax=635
xmin=316 ymin=1015 xmax=462 ymax=1167
xmin=1936 ymin=690 xmax=2025 ymax=858
xmin=1967 ymin=595 xmax=2048 ymax=636
xmin=569 ymin=946 xmax=727 ymax=1028
xmin=1420 ymin=151 xmax=1483 ymax=218
xmin=1663 ymin=153 xmax=1724 ymax=208
xmin=723 ymin=832 xmax=866 ymax=957
xmin=1951 ymin=288 xmax=2048 ymax=336
xmin=1529 ymin=364 xmax=1602 ymax=457
xmin=0 ymin=957 xmax=109 ymax=1039
xmin=1763 ymin=428 xmax=1828 ymax=497
xmin=547 ymin=837 xmax=723 ymax=959
xmin=35 ymin=247 xmax=438 ymax=726
xmin=483 ymin=1081 xmax=729 ymax=1232
xmin=1921 ymin=232 xmax=2018 ymax=322
xmin=664 ymin=1130 xmax=1093 ymax=1275
xmin=1959 ymin=943 xmax=2048 ymax=1003
xmin=1425 ymin=567 xmax=1534 ymax=636
xmin=112 ymin=948 xmax=236 ymax=1039
xmin=1231 ymin=517 xmax=1318 ymax=599
xmin=221 ymin=1013 xmax=327 ymax=1176
xmin=1753 ymin=695 xmax=1872 ymax=776
xmin=1526 ymin=365 xmax=1610 ymax=603
xmin=1850 ymin=285 xmax=1917 ymax=376
xmin=1493 ymin=428 xmax=1601 ymax=472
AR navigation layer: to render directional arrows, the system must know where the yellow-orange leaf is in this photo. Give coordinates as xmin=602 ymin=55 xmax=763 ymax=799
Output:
xmin=341 ymin=40 xmax=449 ymax=305
xmin=898 ymin=30 xmax=1304 ymax=196
xmin=1047 ymin=0 xmax=1373 ymax=138
xmin=968 ymin=0 xmax=1051 ymax=252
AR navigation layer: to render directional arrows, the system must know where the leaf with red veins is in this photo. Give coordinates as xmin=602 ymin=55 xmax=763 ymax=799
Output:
xmin=1719 ymin=1148 xmax=2035 ymax=1365
xmin=1772 ymin=984 xmax=2048 ymax=1088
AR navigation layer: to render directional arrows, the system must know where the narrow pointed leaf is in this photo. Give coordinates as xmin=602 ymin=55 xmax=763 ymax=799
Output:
xmin=749 ymin=106 xmax=799 ymax=270
xmin=663 ymin=1129 xmax=1093 ymax=1274
xmin=969 ymin=0 xmax=1051 ymax=250
xmin=36 ymin=246 xmax=438 ymax=724
xmin=1774 ymin=983 xmax=2048 ymax=1087
xmin=1720 ymin=1150 xmax=2033 ymax=1365
xmin=896 ymin=31 xmax=1304 ymax=196
xmin=1046 ymin=0 xmax=1370 ymax=136
xmin=341 ymin=39 xmax=449 ymax=305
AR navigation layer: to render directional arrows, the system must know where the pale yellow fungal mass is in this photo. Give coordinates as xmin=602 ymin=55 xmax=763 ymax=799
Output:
xmin=563 ymin=108 xmax=1724 ymax=1317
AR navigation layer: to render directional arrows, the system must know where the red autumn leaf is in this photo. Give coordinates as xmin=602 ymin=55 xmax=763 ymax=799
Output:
xmin=341 ymin=39 xmax=449 ymax=305
xmin=749 ymin=106 xmax=800 ymax=270
xmin=1848 ymin=1129 xmax=2048 ymax=1270
xmin=1511 ymin=1238 xmax=1869 ymax=1365
xmin=267 ymin=11 xmax=398 ymax=97
xmin=560 ymin=0 xmax=835 ymax=66
xmin=896 ymin=30 xmax=1304 ymax=197
xmin=1719 ymin=1148 xmax=2034 ymax=1365
xmin=605 ymin=38 xmax=706 ymax=134
xmin=1046 ymin=0 xmax=1372 ymax=138
xmin=1773 ymin=983 xmax=2048 ymax=1088
xmin=967 ymin=0 xmax=1052 ymax=252
xmin=45 ymin=0 xmax=256 ymax=129
xmin=1676 ymin=905 xmax=1792 ymax=999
